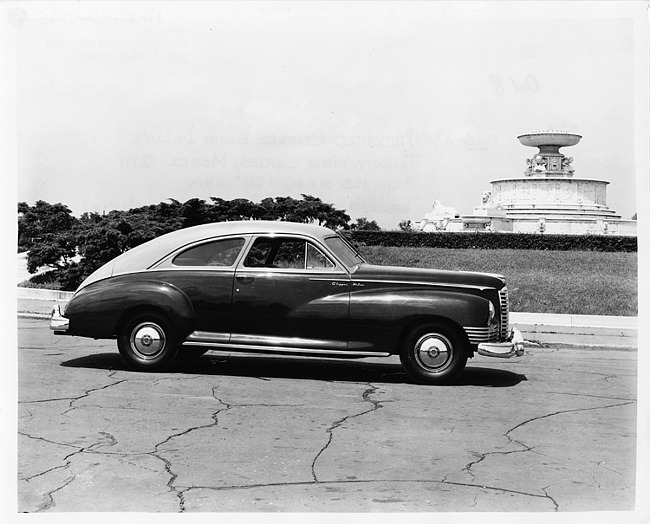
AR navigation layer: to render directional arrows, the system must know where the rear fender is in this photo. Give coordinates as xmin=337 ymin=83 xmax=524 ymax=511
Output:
xmin=65 ymin=279 xmax=194 ymax=339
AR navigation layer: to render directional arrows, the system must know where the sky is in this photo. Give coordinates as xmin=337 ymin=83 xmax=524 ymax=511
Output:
xmin=4 ymin=1 xmax=649 ymax=229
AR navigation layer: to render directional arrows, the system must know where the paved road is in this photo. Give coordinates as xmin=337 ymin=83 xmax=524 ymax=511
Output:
xmin=17 ymin=318 xmax=637 ymax=512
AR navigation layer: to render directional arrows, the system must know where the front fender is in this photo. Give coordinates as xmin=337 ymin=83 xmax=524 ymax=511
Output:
xmin=350 ymin=287 xmax=490 ymax=326
xmin=65 ymin=278 xmax=194 ymax=339
xmin=348 ymin=287 xmax=491 ymax=352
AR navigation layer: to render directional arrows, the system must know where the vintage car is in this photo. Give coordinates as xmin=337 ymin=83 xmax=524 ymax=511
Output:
xmin=51 ymin=221 xmax=524 ymax=384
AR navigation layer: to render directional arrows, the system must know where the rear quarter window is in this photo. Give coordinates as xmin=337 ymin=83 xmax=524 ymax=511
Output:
xmin=172 ymin=237 xmax=245 ymax=267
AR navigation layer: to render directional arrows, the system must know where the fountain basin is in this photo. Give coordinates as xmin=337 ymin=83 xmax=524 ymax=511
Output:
xmin=517 ymin=133 xmax=582 ymax=148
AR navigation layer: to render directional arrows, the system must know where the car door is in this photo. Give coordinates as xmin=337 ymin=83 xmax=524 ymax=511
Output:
xmin=230 ymin=235 xmax=350 ymax=353
xmin=150 ymin=236 xmax=247 ymax=340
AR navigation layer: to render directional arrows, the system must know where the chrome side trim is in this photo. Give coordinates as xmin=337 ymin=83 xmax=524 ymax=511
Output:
xmin=350 ymin=278 xmax=492 ymax=291
xmin=185 ymin=331 xmax=230 ymax=344
xmin=181 ymin=340 xmax=390 ymax=358
xmin=148 ymin=267 xmax=240 ymax=273
xmin=234 ymin=268 xmax=348 ymax=276
xmin=230 ymin=333 xmax=348 ymax=351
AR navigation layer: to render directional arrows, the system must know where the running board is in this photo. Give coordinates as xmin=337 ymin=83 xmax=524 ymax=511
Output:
xmin=181 ymin=340 xmax=390 ymax=358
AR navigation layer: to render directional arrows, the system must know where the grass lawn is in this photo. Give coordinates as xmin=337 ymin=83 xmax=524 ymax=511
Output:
xmin=359 ymin=246 xmax=638 ymax=317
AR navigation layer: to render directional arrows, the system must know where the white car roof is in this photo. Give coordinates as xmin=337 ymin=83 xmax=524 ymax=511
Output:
xmin=78 ymin=221 xmax=337 ymax=290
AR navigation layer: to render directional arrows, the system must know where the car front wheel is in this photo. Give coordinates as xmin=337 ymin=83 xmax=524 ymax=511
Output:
xmin=118 ymin=312 xmax=178 ymax=370
xmin=400 ymin=322 xmax=468 ymax=385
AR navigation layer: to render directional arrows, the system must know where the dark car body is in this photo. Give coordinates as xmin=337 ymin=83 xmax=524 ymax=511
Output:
xmin=51 ymin=221 xmax=523 ymax=384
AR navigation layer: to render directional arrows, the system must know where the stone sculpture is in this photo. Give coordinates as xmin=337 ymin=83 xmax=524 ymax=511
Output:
xmin=426 ymin=200 xmax=459 ymax=219
xmin=417 ymin=200 xmax=459 ymax=231
xmin=561 ymin=156 xmax=575 ymax=173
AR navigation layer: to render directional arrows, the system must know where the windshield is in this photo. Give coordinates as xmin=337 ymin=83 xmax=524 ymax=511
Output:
xmin=324 ymin=235 xmax=366 ymax=268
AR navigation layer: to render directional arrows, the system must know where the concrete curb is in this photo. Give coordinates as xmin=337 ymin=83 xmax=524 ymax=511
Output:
xmin=18 ymin=313 xmax=52 ymax=320
xmin=510 ymin=312 xmax=637 ymax=348
xmin=17 ymin=288 xmax=638 ymax=348
xmin=510 ymin=312 xmax=637 ymax=329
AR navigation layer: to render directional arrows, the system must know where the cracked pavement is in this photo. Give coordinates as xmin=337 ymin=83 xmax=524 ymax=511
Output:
xmin=17 ymin=318 xmax=637 ymax=512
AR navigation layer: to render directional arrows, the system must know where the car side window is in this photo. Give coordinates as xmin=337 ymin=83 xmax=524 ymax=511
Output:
xmin=274 ymin=240 xmax=305 ymax=269
xmin=243 ymin=237 xmax=335 ymax=270
xmin=306 ymin=243 xmax=335 ymax=269
xmin=243 ymin=238 xmax=274 ymax=267
xmin=172 ymin=237 xmax=245 ymax=267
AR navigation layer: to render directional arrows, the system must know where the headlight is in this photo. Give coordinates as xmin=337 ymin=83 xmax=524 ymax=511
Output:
xmin=487 ymin=300 xmax=496 ymax=326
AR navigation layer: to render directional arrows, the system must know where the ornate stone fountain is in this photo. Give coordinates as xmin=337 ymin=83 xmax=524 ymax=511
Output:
xmin=417 ymin=131 xmax=636 ymax=235
xmin=488 ymin=132 xmax=621 ymax=232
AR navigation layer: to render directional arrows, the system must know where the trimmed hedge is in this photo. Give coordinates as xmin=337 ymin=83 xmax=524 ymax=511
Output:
xmin=343 ymin=231 xmax=637 ymax=252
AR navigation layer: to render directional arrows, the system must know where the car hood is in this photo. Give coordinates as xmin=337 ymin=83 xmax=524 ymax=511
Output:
xmin=352 ymin=264 xmax=506 ymax=290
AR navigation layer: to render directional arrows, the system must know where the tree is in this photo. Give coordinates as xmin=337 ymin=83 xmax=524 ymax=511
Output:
xmin=26 ymin=233 xmax=77 ymax=274
xmin=208 ymin=194 xmax=350 ymax=229
xmin=179 ymin=198 xmax=213 ymax=228
xmin=18 ymin=201 xmax=78 ymax=273
xmin=18 ymin=200 xmax=77 ymax=252
xmin=129 ymin=199 xmax=184 ymax=233
xmin=265 ymin=194 xmax=350 ymax=229
xmin=295 ymin=194 xmax=350 ymax=230
xmin=208 ymin=197 xmax=261 ymax=222
xmin=226 ymin=198 xmax=263 ymax=221
xmin=349 ymin=217 xmax=381 ymax=231
xmin=75 ymin=208 xmax=176 ymax=271
xmin=398 ymin=219 xmax=413 ymax=231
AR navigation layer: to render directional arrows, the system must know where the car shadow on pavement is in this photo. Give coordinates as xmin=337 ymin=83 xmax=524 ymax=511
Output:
xmin=61 ymin=352 xmax=527 ymax=387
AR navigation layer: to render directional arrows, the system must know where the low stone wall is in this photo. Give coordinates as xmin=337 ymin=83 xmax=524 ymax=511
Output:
xmin=17 ymin=288 xmax=74 ymax=301
xmin=418 ymin=216 xmax=637 ymax=236
xmin=509 ymin=217 xmax=637 ymax=236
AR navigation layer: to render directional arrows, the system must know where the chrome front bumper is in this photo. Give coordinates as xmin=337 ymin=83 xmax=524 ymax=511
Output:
xmin=50 ymin=304 xmax=70 ymax=334
xmin=477 ymin=328 xmax=524 ymax=358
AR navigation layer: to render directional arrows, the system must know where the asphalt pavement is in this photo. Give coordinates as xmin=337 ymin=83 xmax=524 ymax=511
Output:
xmin=16 ymin=317 xmax=639 ymax=513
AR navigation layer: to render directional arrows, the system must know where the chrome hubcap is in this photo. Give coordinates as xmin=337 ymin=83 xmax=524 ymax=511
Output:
xmin=131 ymin=322 xmax=166 ymax=358
xmin=414 ymin=333 xmax=452 ymax=371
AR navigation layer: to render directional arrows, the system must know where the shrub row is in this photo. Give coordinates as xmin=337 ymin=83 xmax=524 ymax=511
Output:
xmin=343 ymin=231 xmax=637 ymax=252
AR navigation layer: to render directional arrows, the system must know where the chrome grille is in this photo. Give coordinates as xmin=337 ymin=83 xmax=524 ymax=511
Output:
xmin=499 ymin=287 xmax=509 ymax=341
xmin=464 ymin=325 xmax=500 ymax=344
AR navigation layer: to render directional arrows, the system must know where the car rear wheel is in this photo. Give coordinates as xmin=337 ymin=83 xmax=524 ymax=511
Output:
xmin=118 ymin=312 xmax=178 ymax=370
xmin=400 ymin=322 xmax=468 ymax=385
